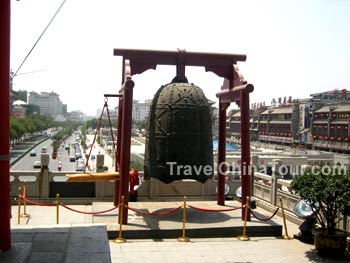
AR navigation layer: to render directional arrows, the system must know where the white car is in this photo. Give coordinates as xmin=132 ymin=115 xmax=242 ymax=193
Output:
xmin=41 ymin=147 xmax=47 ymax=153
xmin=77 ymin=159 xmax=85 ymax=165
xmin=33 ymin=160 xmax=41 ymax=168
xmin=76 ymin=163 xmax=85 ymax=171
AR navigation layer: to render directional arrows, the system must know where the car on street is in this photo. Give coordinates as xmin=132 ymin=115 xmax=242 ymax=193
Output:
xmin=33 ymin=160 xmax=41 ymax=168
xmin=69 ymin=155 xmax=76 ymax=162
xmin=41 ymin=147 xmax=47 ymax=153
xmin=77 ymin=158 xmax=85 ymax=165
xmin=75 ymin=152 xmax=82 ymax=159
xmin=76 ymin=163 xmax=85 ymax=171
xmin=29 ymin=149 xmax=37 ymax=156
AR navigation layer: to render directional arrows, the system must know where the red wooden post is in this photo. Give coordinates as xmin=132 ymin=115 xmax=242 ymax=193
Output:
xmin=114 ymin=96 xmax=123 ymax=206
xmin=217 ymin=100 xmax=228 ymax=205
xmin=118 ymin=79 xmax=134 ymax=224
xmin=0 ymin=0 xmax=11 ymax=251
xmin=240 ymin=90 xmax=251 ymax=221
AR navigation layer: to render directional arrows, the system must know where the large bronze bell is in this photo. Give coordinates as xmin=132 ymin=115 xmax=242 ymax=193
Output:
xmin=144 ymin=77 xmax=213 ymax=183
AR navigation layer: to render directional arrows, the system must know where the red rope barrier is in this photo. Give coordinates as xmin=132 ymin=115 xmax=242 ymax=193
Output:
xmin=250 ymin=207 xmax=280 ymax=222
xmin=19 ymin=196 xmax=56 ymax=206
xmin=188 ymin=204 xmax=243 ymax=212
xmin=126 ymin=205 xmax=182 ymax=216
xmin=60 ymin=203 xmax=118 ymax=215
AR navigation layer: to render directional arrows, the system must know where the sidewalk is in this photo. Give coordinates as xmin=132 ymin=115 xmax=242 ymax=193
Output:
xmin=85 ymin=135 xmax=145 ymax=172
xmin=85 ymin=134 xmax=115 ymax=171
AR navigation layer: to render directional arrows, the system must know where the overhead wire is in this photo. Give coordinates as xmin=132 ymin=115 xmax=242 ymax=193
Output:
xmin=12 ymin=0 xmax=67 ymax=79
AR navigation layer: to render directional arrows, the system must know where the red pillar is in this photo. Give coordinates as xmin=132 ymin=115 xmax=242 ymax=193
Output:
xmin=240 ymin=90 xmax=251 ymax=220
xmin=114 ymin=96 xmax=123 ymax=206
xmin=217 ymin=100 xmax=228 ymax=205
xmin=118 ymin=79 xmax=134 ymax=224
xmin=0 ymin=0 xmax=11 ymax=251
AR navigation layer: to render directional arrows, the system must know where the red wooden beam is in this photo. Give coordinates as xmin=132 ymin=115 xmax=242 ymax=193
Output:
xmin=216 ymin=83 xmax=254 ymax=103
xmin=104 ymin=94 xmax=122 ymax=98
xmin=113 ymin=48 xmax=246 ymax=79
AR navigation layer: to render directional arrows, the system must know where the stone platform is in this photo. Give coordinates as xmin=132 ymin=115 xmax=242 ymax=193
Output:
xmin=91 ymin=200 xmax=283 ymax=239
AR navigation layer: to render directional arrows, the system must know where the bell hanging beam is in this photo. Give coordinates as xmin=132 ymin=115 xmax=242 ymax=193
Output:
xmin=113 ymin=48 xmax=246 ymax=79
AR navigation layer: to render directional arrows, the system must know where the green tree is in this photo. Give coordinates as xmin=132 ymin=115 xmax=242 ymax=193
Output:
xmin=24 ymin=117 xmax=35 ymax=136
xmin=10 ymin=116 xmax=26 ymax=145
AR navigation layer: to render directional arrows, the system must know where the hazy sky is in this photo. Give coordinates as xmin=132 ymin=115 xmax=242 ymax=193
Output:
xmin=10 ymin=0 xmax=350 ymax=116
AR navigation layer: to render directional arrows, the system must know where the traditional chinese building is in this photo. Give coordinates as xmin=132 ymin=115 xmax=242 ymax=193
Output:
xmin=227 ymin=106 xmax=263 ymax=142
xmin=258 ymin=104 xmax=299 ymax=145
xmin=312 ymin=104 xmax=350 ymax=152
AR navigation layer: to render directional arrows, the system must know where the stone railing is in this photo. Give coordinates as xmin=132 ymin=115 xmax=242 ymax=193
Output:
xmin=10 ymin=169 xmax=116 ymax=204
xmin=8 ymin=167 xmax=306 ymax=211
xmin=252 ymin=168 xmax=349 ymax=232
xmin=252 ymin=172 xmax=299 ymax=212
xmin=10 ymin=169 xmax=242 ymax=203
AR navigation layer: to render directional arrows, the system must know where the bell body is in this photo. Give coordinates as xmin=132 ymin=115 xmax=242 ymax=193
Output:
xmin=144 ymin=81 xmax=213 ymax=183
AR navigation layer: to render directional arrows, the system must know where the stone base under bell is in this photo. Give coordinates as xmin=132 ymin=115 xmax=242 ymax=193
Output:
xmin=137 ymin=177 xmax=241 ymax=200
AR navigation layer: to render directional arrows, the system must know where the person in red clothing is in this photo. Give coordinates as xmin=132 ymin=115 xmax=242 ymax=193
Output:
xmin=129 ymin=168 xmax=140 ymax=202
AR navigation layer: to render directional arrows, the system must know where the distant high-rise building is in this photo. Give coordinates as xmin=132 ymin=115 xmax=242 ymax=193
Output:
xmin=132 ymin=99 xmax=152 ymax=122
xmin=311 ymin=89 xmax=350 ymax=104
xmin=28 ymin=91 xmax=66 ymax=117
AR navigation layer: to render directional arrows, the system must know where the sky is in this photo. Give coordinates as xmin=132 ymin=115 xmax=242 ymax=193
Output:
xmin=10 ymin=0 xmax=350 ymax=116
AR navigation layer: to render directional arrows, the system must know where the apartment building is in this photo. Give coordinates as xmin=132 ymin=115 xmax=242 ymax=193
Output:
xmin=28 ymin=91 xmax=66 ymax=117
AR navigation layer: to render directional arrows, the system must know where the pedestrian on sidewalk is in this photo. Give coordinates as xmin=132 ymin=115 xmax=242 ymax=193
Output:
xmin=129 ymin=168 xmax=140 ymax=202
